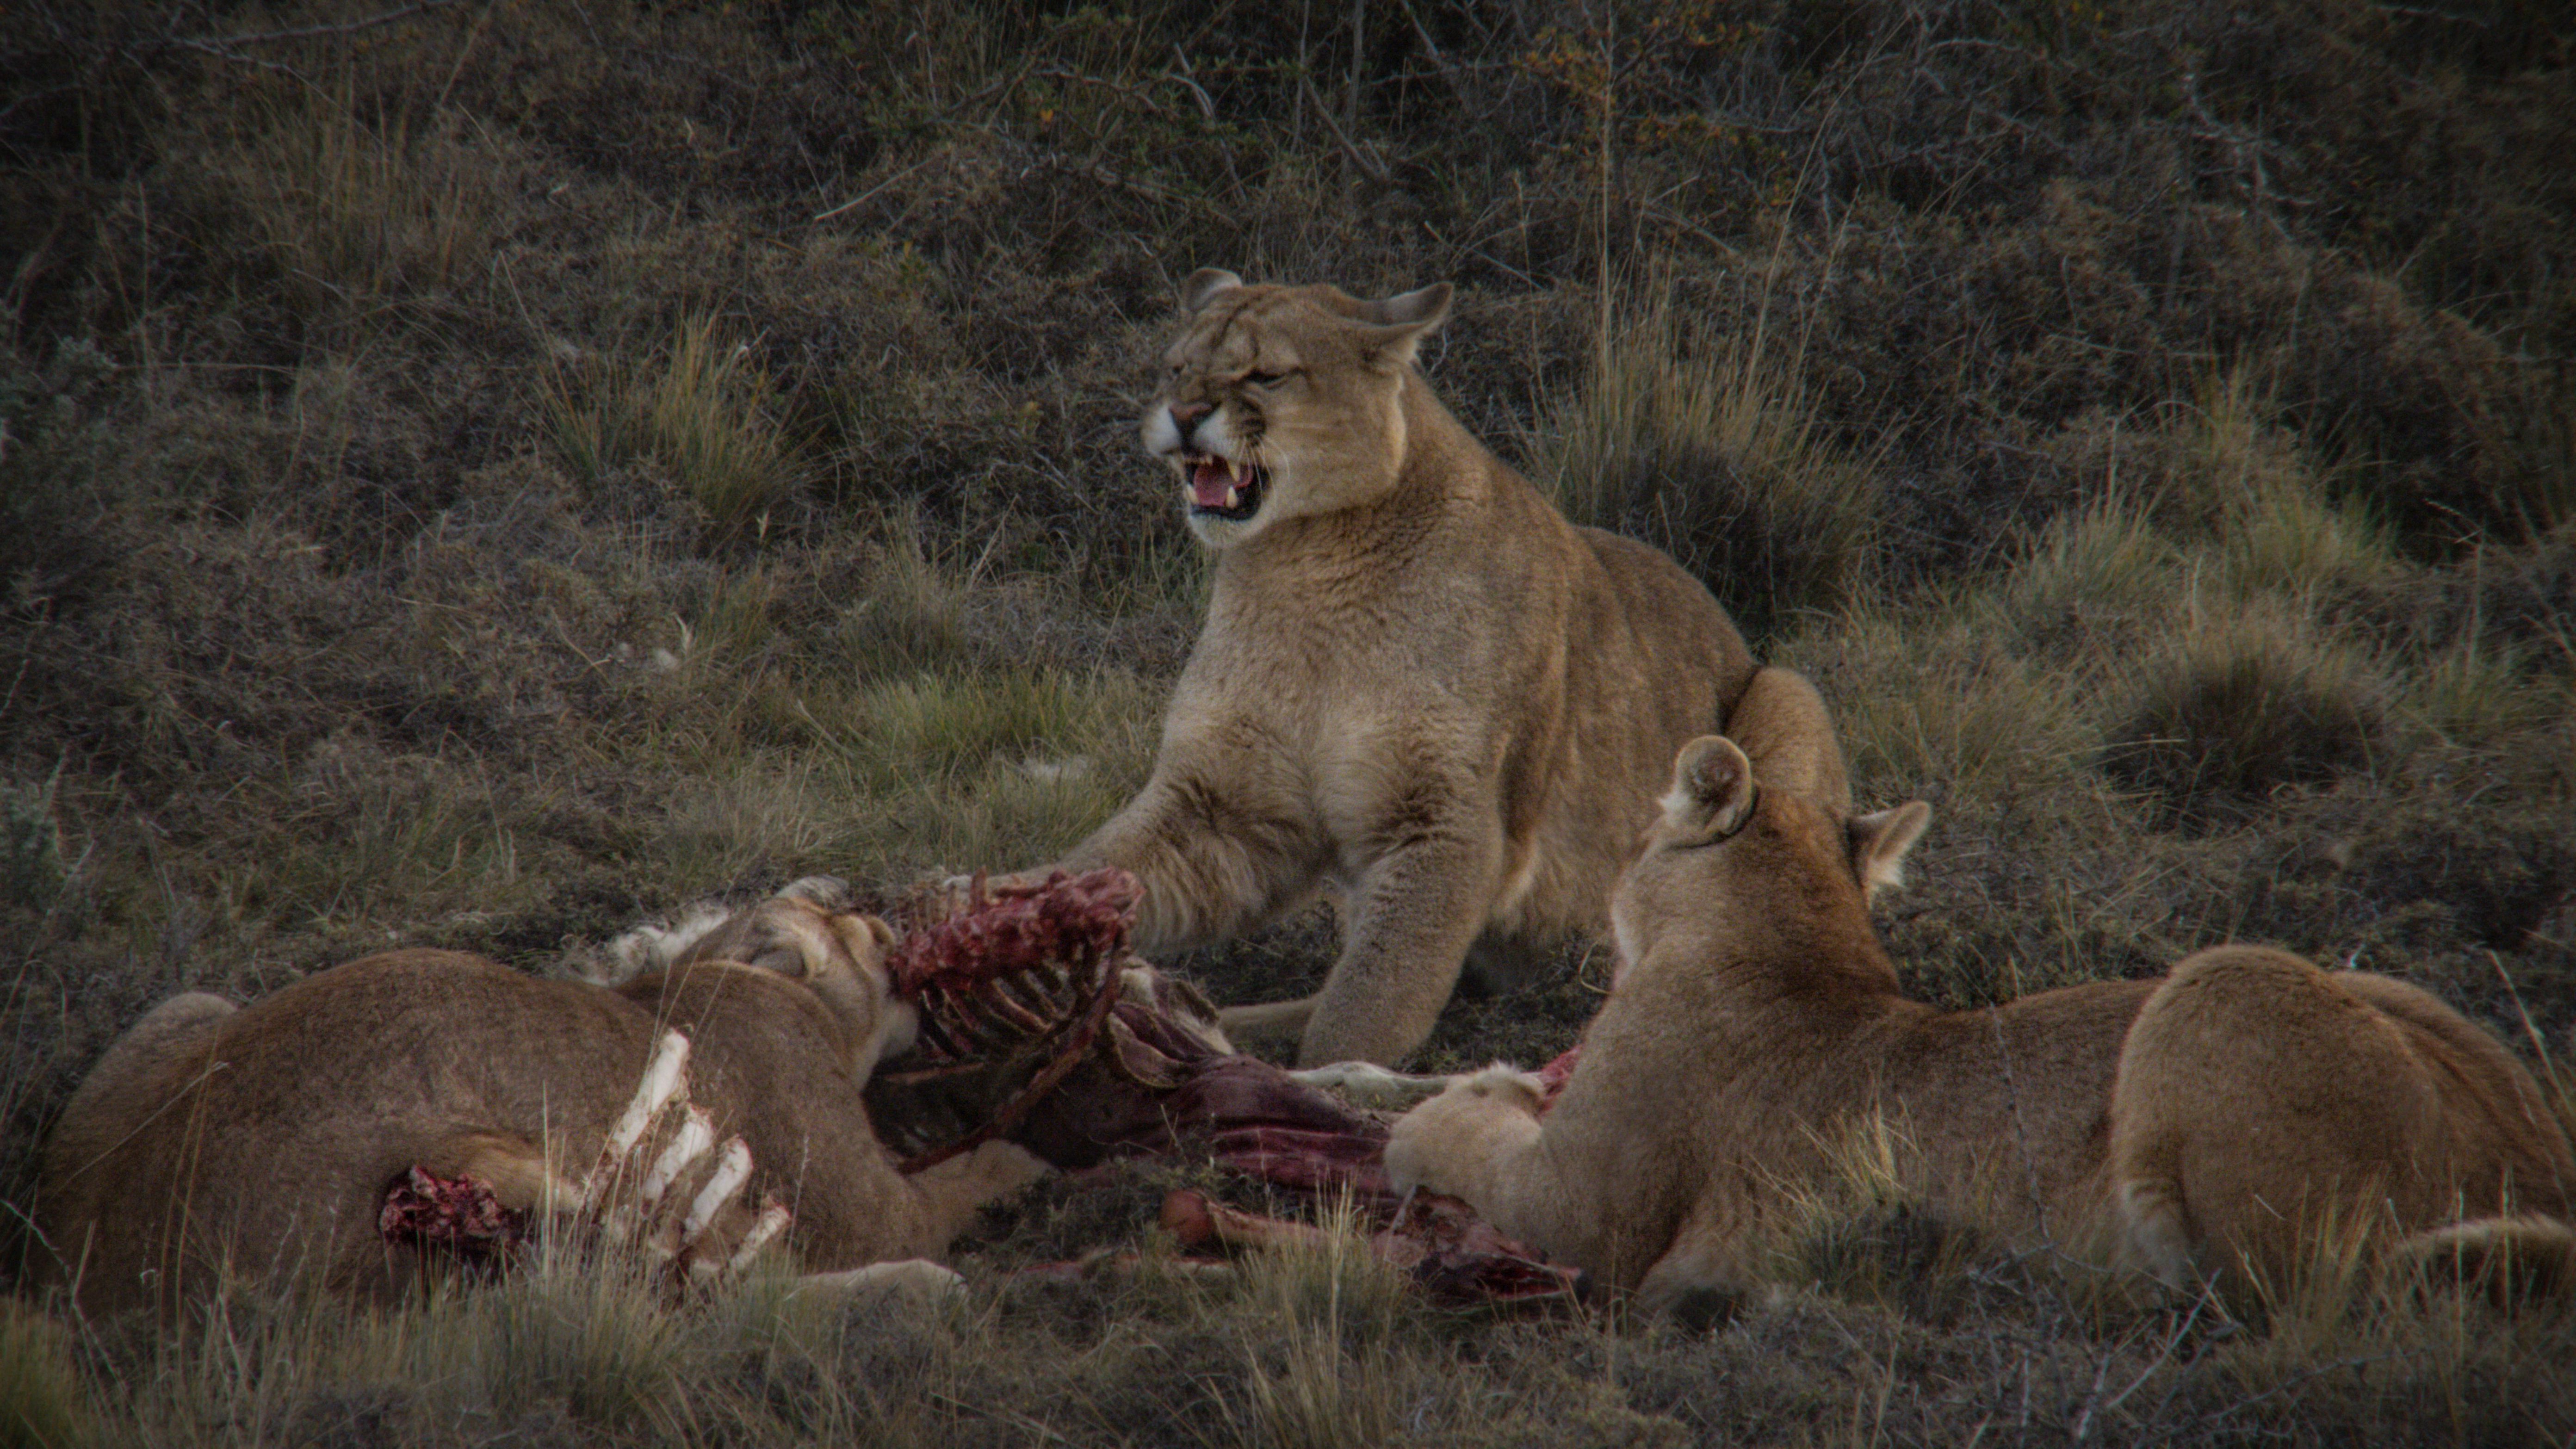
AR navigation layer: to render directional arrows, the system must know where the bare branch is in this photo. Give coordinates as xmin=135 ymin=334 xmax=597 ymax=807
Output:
xmin=163 ymin=0 xmax=465 ymax=52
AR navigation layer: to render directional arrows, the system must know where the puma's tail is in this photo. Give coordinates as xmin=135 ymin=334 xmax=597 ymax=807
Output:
xmin=2390 ymin=1214 xmax=2576 ymax=1307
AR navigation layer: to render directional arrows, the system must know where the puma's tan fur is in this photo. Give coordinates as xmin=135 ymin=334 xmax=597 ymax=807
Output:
xmin=2112 ymin=945 xmax=2575 ymax=1293
xmin=1386 ymin=737 xmax=2576 ymax=1311
xmin=34 ymin=884 xmax=1044 ymax=1317
xmin=1042 ymin=269 xmax=1848 ymax=1067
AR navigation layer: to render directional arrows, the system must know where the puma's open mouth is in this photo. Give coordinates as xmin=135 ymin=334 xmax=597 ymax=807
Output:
xmin=1185 ymin=453 xmax=1265 ymax=520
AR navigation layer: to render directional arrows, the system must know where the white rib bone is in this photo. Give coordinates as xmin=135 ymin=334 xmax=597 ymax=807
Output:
xmin=682 ymin=1138 xmax=755 ymax=1243
xmin=592 ymin=1031 xmax=691 ymax=1187
xmin=695 ymin=1200 xmax=794 ymax=1282
xmin=638 ymin=1105 xmax=717 ymax=1212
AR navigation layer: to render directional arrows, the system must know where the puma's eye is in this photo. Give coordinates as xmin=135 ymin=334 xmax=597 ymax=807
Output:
xmin=1243 ymin=369 xmax=1287 ymax=387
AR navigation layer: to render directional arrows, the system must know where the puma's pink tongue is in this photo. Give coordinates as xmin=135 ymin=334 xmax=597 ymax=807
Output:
xmin=1190 ymin=458 xmax=1237 ymax=509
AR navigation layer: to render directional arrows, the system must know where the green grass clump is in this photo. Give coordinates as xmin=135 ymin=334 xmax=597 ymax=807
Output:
xmin=1796 ymin=608 xmax=2090 ymax=803
xmin=1228 ymin=1195 xmax=1417 ymax=1449
xmin=0 ymin=1300 xmax=88 ymax=1449
xmin=1997 ymin=494 xmax=2178 ymax=658
xmin=1766 ymin=1115 xmax=1987 ymax=1328
xmin=548 ymin=316 xmax=795 ymax=533
xmin=2404 ymin=633 xmax=2564 ymax=747
xmin=2217 ymin=483 xmax=2403 ymax=602
xmin=837 ymin=526 xmax=974 ymax=676
xmin=217 ymin=77 xmax=508 ymax=317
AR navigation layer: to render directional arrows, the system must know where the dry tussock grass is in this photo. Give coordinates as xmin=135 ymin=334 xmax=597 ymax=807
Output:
xmin=1538 ymin=282 xmax=1881 ymax=642
xmin=2105 ymin=604 xmax=2392 ymax=825
xmin=548 ymin=316 xmax=798 ymax=534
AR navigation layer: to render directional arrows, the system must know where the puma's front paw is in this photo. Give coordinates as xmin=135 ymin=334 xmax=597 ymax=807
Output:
xmin=1384 ymin=1065 xmax=1546 ymax=1199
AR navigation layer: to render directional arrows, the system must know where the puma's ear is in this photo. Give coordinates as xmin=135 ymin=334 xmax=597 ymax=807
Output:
xmin=1848 ymin=801 xmax=1932 ymax=899
xmin=778 ymin=874 xmax=853 ymax=910
xmin=1355 ymin=281 xmax=1453 ymax=328
xmin=1659 ymin=735 xmax=1758 ymax=843
xmin=1180 ymin=268 xmax=1244 ymax=312
xmin=1353 ymin=281 xmax=1453 ymax=367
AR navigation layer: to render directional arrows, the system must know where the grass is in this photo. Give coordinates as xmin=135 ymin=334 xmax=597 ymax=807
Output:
xmin=547 ymin=315 xmax=796 ymax=533
xmin=1996 ymin=492 xmax=2180 ymax=659
xmin=5 ymin=0 xmax=2575 ymax=1442
xmin=1767 ymin=1114 xmax=1988 ymax=1326
xmin=1536 ymin=281 xmax=1881 ymax=644
xmin=0 ymin=1298 xmax=85 ymax=1449
xmin=1228 ymin=1196 xmax=1415 ymax=1449
xmin=1796 ymin=605 xmax=2092 ymax=803
xmin=2104 ymin=605 xmax=2390 ymax=824
xmin=210 ymin=73 xmax=509 ymax=322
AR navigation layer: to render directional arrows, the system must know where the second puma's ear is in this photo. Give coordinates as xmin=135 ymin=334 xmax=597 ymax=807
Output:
xmin=1848 ymin=802 xmax=1932 ymax=900
xmin=1180 ymin=268 xmax=1244 ymax=312
xmin=1659 ymin=736 xmax=1758 ymax=845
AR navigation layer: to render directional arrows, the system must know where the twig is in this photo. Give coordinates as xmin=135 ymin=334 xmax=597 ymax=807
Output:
xmin=1298 ymin=72 xmax=1390 ymax=182
xmin=955 ymin=124 xmax=1230 ymax=218
xmin=1166 ymin=46 xmax=1216 ymax=120
xmin=1390 ymin=0 xmax=1477 ymax=116
xmin=1025 ymin=64 xmax=1181 ymax=118
xmin=2076 ymin=1289 xmax=2214 ymax=1441
xmin=814 ymin=154 xmax=936 ymax=222
xmin=0 ymin=630 xmax=36 ymax=725
xmin=431 ymin=0 xmax=501 ymax=113
xmin=2489 ymin=950 xmax=2570 ymax=1120
xmin=163 ymin=0 xmax=464 ymax=52
xmin=2180 ymin=1350 xmax=2402 ymax=1437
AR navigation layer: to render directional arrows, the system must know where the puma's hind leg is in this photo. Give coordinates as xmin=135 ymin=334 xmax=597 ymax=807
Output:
xmin=33 ymin=993 xmax=240 ymax=1296
xmin=2111 ymin=946 xmax=2449 ymax=1290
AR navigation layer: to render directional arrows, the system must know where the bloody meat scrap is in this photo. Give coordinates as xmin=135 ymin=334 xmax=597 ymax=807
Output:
xmin=867 ymin=868 xmax=1579 ymax=1311
xmin=378 ymin=1166 xmax=527 ymax=1272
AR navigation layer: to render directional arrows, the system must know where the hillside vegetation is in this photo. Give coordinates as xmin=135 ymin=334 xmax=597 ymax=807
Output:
xmin=3 ymin=0 xmax=2573 ymax=1443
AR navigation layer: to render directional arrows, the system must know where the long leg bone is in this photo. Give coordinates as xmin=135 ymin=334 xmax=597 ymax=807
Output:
xmin=1288 ymin=1061 xmax=1460 ymax=1110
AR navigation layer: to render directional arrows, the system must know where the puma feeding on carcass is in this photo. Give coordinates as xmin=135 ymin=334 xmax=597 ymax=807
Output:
xmin=1387 ymin=737 xmax=2575 ymax=1312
